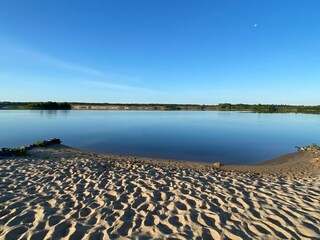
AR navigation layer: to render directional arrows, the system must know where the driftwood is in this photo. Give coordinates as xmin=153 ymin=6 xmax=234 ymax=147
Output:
xmin=0 ymin=138 xmax=61 ymax=157
xmin=295 ymin=145 xmax=320 ymax=153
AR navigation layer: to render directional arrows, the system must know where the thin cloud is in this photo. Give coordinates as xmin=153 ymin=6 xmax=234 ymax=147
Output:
xmin=0 ymin=39 xmax=139 ymax=82
xmin=84 ymin=80 xmax=168 ymax=94
xmin=0 ymin=71 xmax=167 ymax=95
xmin=0 ymin=43 xmax=107 ymax=77
xmin=0 ymin=40 xmax=160 ymax=93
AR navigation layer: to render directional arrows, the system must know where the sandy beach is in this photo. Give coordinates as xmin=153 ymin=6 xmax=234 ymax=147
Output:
xmin=0 ymin=145 xmax=319 ymax=239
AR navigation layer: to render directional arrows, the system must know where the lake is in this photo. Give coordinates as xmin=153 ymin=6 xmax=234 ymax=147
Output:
xmin=0 ymin=110 xmax=319 ymax=164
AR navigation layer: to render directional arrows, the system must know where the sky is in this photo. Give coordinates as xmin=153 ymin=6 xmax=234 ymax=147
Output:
xmin=0 ymin=0 xmax=320 ymax=105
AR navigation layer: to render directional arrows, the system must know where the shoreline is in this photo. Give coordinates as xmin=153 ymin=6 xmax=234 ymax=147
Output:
xmin=2 ymin=143 xmax=320 ymax=178
xmin=40 ymin=144 xmax=320 ymax=177
xmin=1 ymin=144 xmax=319 ymax=239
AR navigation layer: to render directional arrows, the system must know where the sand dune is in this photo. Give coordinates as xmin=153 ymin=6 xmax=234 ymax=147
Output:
xmin=0 ymin=145 xmax=319 ymax=239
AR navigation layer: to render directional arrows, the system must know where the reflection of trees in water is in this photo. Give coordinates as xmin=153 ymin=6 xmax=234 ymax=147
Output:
xmin=39 ymin=110 xmax=71 ymax=118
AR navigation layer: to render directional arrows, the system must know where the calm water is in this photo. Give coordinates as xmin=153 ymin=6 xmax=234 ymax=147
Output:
xmin=0 ymin=110 xmax=319 ymax=164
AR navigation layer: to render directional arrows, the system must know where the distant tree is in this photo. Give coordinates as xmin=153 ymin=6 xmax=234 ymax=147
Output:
xmin=164 ymin=105 xmax=181 ymax=110
xmin=28 ymin=102 xmax=71 ymax=110
xmin=218 ymin=103 xmax=232 ymax=110
xmin=268 ymin=105 xmax=278 ymax=113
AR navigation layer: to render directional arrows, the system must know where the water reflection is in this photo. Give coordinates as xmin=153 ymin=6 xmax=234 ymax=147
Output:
xmin=38 ymin=110 xmax=71 ymax=117
xmin=0 ymin=110 xmax=319 ymax=164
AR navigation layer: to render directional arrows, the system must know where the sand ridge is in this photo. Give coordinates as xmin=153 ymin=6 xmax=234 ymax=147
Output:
xmin=0 ymin=145 xmax=319 ymax=239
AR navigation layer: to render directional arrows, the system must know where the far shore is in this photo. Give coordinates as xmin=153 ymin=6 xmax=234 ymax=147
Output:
xmin=1 ymin=101 xmax=320 ymax=114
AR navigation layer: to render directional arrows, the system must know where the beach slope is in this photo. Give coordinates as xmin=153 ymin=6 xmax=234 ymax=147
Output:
xmin=0 ymin=145 xmax=319 ymax=239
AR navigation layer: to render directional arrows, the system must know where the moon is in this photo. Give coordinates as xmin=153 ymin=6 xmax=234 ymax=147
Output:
xmin=254 ymin=24 xmax=258 ymax=27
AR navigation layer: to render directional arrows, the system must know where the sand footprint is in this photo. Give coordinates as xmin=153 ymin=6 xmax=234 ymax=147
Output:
xmin=201 ymin=227 xmax=221 ymax=240
xmin=48 ymin=215 xmax=65 ymax=227
xmin=51 ymin=220 xmax=73 ymax=239
xmin=157 ymin=222 xmax=174 ymax=235
xmin=30 ymin=229 xmax=49 ymax=240
xmin=144 ymin=213 xmax=160 ymax=226
xmin=175 ymin=201 xmax=188 ymax=212
xmin=168 ymin=215 xmax=184 ymax=229
xmin=117 ymin=220 xmax=135 ymax=236
xmin=6 ymin=210 xmax=35 ymax=226
xmin=4 ymin=226 xmax=28 ymax=240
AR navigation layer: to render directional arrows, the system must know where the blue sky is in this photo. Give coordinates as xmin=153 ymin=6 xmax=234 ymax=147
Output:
xmin=0 ymin=1 xmax=319 ymax=104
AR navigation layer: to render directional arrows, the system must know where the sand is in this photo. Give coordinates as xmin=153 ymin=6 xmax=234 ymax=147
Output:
xmin=0 ymin=145 xmax=319 ymax=239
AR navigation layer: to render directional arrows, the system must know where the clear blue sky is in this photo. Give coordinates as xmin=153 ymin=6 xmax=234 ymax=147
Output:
xmin=1 ymin=1 xmax=319 ymax=104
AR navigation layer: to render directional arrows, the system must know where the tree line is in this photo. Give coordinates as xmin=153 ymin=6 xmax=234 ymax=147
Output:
xmin=217 ymin=103 xmax=320 ymax=113
xmin=27 ymin=102 xmax=72 ymax=110
xmin=0 ymin=102 xmax=71 ymax=110
xmin=1 ymin=101 xmax=320 ymax=113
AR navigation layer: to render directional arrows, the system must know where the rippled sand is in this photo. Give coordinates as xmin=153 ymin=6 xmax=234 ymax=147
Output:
xmin=0 ymin=146 xmax=319 ymax=239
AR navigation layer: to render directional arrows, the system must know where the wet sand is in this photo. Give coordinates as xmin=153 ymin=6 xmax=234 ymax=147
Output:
xmin=0 ymin=145 xmax=319 ymax=239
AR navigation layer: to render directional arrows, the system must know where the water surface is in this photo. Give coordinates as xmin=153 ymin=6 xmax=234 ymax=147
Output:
xmin=0 ymin=110 xmax=319 ymax=164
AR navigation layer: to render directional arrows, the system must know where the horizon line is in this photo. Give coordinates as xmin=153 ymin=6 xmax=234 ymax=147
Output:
xmin=1 ymin=101 xmax=319 ymax=107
